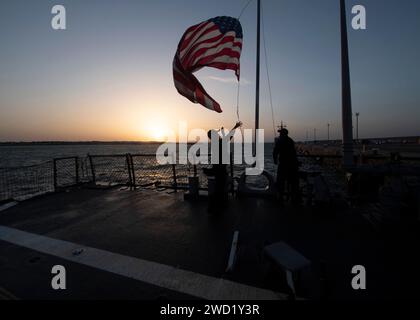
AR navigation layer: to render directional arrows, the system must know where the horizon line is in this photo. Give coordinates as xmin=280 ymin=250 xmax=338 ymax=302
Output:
xmin=0 ymin=134 xmax=419 ymax=146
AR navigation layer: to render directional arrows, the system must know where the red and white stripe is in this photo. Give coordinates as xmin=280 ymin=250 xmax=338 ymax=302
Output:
xmin=173 ymin=20 xmax=242 ymax=113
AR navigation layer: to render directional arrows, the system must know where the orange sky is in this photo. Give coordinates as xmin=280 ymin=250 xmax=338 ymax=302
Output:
xmin=1 ymin=0 xmax=419 ymax=142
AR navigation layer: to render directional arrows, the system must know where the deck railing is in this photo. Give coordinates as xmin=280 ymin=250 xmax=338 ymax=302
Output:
xmin=1 ymin=152 xmax=419 ymax=202
xmin=0 ymin=161 xmax=54 ymax=202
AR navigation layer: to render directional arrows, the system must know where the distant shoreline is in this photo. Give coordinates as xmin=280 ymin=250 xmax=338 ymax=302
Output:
xmin=0 ymin=141 xmax=165 ymax=146
xmin=0 ymin=135 xmax=418 ymax=146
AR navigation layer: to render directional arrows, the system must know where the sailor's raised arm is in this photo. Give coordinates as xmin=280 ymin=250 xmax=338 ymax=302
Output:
xmin=225 ymin=121 xmax=242 ymax=141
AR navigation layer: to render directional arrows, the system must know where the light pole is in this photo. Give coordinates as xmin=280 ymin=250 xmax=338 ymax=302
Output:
xmin=327 ymin=123 xmax=330 ymax=142
xmin=314 ymin=128 xmax=317 ymax=144
xmin=355 ymin=112 xmax=360 ymax=143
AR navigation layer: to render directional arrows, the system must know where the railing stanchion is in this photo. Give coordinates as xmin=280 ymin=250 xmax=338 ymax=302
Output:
xmin=171 ymin=152 xmax=178 ymax=192
xmin=88 ymin=154 xmax=96 ymax=185
xmin=126 ymin=153 xmax=133 ymax=190
xmin=172 ymin=164 xmax=178 ymax=192
xmin=53 ymin=159 xmax=57 ymax=192
xmin=75 ymin=157 xmax=79 ymax=185
xmin=130 ymin=154 xmax=136 ymax=189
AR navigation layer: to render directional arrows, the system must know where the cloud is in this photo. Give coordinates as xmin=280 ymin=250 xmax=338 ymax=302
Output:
xmin=206 ymin=76 xmax=251 ymax=85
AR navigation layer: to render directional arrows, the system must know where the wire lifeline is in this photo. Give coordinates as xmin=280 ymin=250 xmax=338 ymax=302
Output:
xmin=261 ymin=1 xmax=277 ymax=137
xmin=236 ymin=0 xmax=255 ymax=123
xmin=238 ymin=0 xmax=255 ymax=20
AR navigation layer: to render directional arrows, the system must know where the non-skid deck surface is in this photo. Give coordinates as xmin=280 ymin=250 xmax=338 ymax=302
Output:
xmin=0 ymin=188 xmax=419 ymax=299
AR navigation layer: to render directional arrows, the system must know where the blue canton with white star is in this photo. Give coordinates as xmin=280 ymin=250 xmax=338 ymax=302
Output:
xmin=209 ymin=16 xmax=243 ymax=39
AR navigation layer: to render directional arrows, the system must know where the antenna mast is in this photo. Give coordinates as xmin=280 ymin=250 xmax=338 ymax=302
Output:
xmin=340 ymin=0 xmax=354 ymax=167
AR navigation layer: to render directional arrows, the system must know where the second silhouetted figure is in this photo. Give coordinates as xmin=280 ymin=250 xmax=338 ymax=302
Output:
xmin=273 ymin=128 xmax=300 ymax=205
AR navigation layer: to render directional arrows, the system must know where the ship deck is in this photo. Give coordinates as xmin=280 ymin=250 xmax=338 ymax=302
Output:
xmin=0 ymin=186 xmax=419 ymax=300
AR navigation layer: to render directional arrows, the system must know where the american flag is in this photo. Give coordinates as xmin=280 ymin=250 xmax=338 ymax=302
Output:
xmin=173 ymin=16 xmax=243 ymax=113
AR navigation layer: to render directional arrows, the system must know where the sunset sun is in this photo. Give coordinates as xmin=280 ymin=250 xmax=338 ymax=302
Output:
xmin=143 ymin=123 xmax=168 ymax=141
xmin=150 ymin=126 xmax=166 ymax=141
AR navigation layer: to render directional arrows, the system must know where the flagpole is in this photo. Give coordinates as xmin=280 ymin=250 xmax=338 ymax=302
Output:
xmin=254 ymin=0 xmax=261 ymax=156
xmin=340 ymin=0 xmax=354 ymax=168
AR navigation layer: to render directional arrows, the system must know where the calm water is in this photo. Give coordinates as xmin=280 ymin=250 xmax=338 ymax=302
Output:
xmin=0 ymin=144 xmax=159 ymax=168
xmin=0 ymin=143 xmax=278 ymax=171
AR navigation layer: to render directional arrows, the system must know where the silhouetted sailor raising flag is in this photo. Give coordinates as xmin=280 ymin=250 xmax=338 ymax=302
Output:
xmin=173 ymin=16 xmax=243 ymax=113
